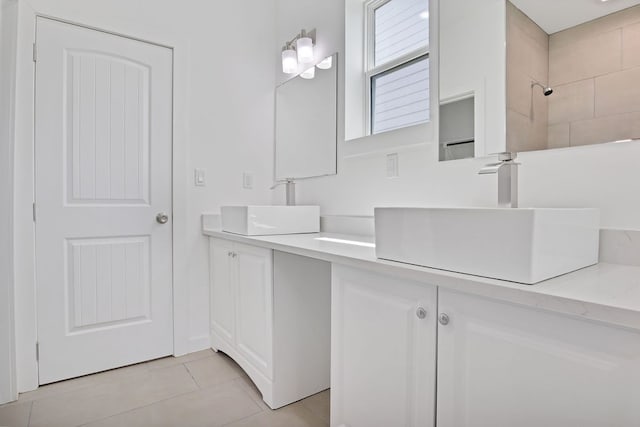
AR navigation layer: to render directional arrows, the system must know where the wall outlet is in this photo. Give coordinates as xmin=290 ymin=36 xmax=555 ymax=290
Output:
xmin=194 ymin=168 xmax=206 ymax=186
xmin=386 ymin=153 xmax=399 ymax=178
xmin=243 ymin=172 xmax=254 ymax=189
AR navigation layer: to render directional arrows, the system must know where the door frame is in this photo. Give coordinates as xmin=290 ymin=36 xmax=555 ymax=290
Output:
xmin=13 ymin=3 xmax=191 ymax=393
xmin=0 ymin=0 xmax=19 ymax=405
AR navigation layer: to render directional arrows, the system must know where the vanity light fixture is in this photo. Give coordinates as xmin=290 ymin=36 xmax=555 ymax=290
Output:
xmin=282 ymin=43 xmax=298 ymax=74
xmin=300 ymin=66 xmax=316 ymax=79
xmin=296 ymin=30 xmax=314 ymax=63
xmin=316 ymin=55 xmax=333 ymax=70
xmin=281 ymin=29 xmax=316 ymax=74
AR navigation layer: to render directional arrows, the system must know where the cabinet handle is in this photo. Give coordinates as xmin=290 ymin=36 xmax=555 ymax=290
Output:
xmin=438 ymin=313 xmax=450 ymax=326
xmin=232 ymin=252 xmax=237 ymax=258
xmin=416 ymin=307 xmax=427 ymax=319
xmin=227 ymin=251 xmax=232 ymax=257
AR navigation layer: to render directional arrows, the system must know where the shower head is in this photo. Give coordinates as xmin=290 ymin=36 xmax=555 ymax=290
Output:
xmin=531 ymin=81 xmax=553 ymax=96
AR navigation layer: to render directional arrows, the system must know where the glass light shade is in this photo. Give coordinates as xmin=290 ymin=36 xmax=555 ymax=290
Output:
xmin=282 ymin=49 xmax=298 ymax=74
xmin=300 ymin=66 xmax=315 ymax=79
xmin=296 ymin=37 xmax=314 ymax=63
xmin=317 ymin=56 xmax=333 ymax=70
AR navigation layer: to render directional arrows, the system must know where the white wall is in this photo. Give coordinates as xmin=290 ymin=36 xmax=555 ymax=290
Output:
xmin=278 ymin=0 xmax=640 ymax=231
xmin=0 ymin=0 xmax=18 ymax=404
xmin=13 ymin=0 xmax=277 ymax=391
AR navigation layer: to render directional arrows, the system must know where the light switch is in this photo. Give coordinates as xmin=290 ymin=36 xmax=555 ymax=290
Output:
xmin=386 ymin=153 xmax=399 ymax=178
xmin=243 ymin=172 xmax=254 ymax=189
xmin=194 ymin=168 xmax=206 ymax=187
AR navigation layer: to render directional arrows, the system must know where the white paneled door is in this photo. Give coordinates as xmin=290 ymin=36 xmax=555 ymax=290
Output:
xmin=34 ymin=18 xmax=173 ymax=384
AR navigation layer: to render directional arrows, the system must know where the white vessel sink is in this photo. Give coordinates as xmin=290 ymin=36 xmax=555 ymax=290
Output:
xmin=221 ymin=205 xmax=320 ymax=236
xmin=375 ymin=207 xmax=600 ymax=284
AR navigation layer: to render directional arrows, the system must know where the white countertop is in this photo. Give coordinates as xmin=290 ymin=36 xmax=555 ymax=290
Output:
xmin=203 ymin=227 xmax=640 ymax=331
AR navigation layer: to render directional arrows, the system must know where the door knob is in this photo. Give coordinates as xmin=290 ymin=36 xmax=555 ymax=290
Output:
xmin=438 ymin=313 xmax=450 ymax=326
xmin=416 ymin=307 xmax=427 ymax=319
xmin=156 ymin=213 xmax=169 ymax=224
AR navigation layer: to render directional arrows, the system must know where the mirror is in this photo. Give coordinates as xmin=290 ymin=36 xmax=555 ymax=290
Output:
xmin=275 ymin=53 xmax=338 ymax=180
xmin=439 ymin=0 xmax=640 ymax=160
xmin=507 ymin=0 xmax=640 ymax=152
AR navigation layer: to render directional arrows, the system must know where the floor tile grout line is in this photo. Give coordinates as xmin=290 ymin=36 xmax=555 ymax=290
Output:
xmin=20 ymin=359 xmax=199 ymax=407
xmin=16 ymin=380 xmax=98 ymax=406
xmin=232 ymin=378 xmax=268 ymax=413
xmin=26 ymin=400 xmax=33 ymax=427
xmin=188 ymin=373 xmax=248 ymax=395
xmin=219 ymin=400 xmax=328 ymax=427
xmin=296 ymin=403 xmax=331 ymax=427
xmin=181 ymin=356 xmax=246 ymax=390
xmin=73 ymin=372 xmax=256 ymax=427
xmin=182 ymin=361 xmax=202 ymax=389
xmin=73 ymin=385 xmax=202 ymax=427
xmin=21 ymin=351 xmax=328 ymax=427
xmin=17 ymin=365 xmax=152 ymax=406
xmin=218 ymin=404 xmax=266 ymax=427
xmin=145 ymin=351 xmax=215 ymax=371
xmin=17 ymin=353 xmax=215 ymax=406
xmin=72 ymin=363 xmax=248 ymax=427
xmin=32 ymin=365 xmax=198 ymax=427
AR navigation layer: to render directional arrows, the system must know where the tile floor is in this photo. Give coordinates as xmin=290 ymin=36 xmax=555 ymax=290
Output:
xmin=0 ymin=350 xmax=330 ymax=427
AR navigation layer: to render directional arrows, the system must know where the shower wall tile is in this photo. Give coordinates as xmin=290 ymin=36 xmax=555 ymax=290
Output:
xmin=570 ymin=112 xmax=640 ymax=147
xmin=547 ymin=123 xmax=571 ymax=150
xmin=623 ymin=21 xmax=640 ymax=69
xmin=506 ymin=1 xmax=549 ymax=151
xmin=549 ymin=29 xmax=621 ymax=87
xmin=595 ymin=67 xmax=640 ymax=117
xmin=548 ymin=79 xmax=594 ymax=125
xmin=547 ymin=4 xmax=640 ymax=147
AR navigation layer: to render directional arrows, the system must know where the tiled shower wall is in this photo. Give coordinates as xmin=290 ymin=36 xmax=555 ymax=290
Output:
xmin=507 ymin=3 xmax=640 ymax=152
xmin=506 ymin=1 xmax=549 ymax=152
xmin=548 ymin=5 xmax=640 ymax=148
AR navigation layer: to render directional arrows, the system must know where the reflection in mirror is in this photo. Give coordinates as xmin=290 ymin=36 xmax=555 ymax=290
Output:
xmin=275 ymin=54 xmax=338 ymax=180
xmin=439 ymin=95 xmax=474 ymax=161
xmin=507 ymin=0 xmax=640 ymax=152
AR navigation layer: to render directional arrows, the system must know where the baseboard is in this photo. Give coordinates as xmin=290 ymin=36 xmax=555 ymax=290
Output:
xmin=187 ymin=335 xmax=211 ymax=354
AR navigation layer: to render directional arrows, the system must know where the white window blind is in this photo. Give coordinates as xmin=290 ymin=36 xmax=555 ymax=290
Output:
xmin=374 ymin=0 xmax=429 ymax=67
xmin=368 ymin=0 xmax=430 ymax=135
xmin=371 ymin=56 xmax=430 ymax=134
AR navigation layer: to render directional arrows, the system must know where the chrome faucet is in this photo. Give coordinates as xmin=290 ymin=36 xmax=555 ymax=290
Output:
xmin=478 ymin=152 xmax=519 ymax=208
xmin=270 ymin=178 xmax=296 ymax=206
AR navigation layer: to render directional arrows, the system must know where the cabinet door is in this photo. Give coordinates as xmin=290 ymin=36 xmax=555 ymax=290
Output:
xmin=209 ymin=238 xmax=236 ymax=346
xmin=331 ymin=265 xmax=437 ymax=427
xmin=437 ymin=289 xmax=640 ymax=427
xmin=235 ymin=242 xmax=273 ymax=379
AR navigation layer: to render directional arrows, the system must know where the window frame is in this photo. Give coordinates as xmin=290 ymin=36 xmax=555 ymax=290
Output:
xmin=364 ymin=0 xmax=430 ymax=135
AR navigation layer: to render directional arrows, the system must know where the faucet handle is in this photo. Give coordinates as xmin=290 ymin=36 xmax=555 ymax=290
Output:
xmin=478 ymin=163 xmax=504 ymax=175
xmin=269 ymin=178 xmax=295 ymax=190
xmin=498 ymin=152 xmax=518 ymax=162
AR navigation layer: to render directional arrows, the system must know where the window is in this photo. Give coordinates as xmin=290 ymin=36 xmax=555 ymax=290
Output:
xmin=366 ymin=0 xmax=430 ymax=135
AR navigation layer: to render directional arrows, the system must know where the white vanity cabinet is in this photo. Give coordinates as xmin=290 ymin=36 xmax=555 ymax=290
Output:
xmin=209 ymin=238 xmax=236 ymax=346
xmin=436 ymin=289 xmax=640 ymax=427
xmin=209 ymin=238 xmax=273 ymax=378
xmin=209 ymin=237 xmax=331 ymax=409
xmin=331 ymin=265 xmax=438 ymax=427
xmin=331 ymin=266 xmax=640 ymax=427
